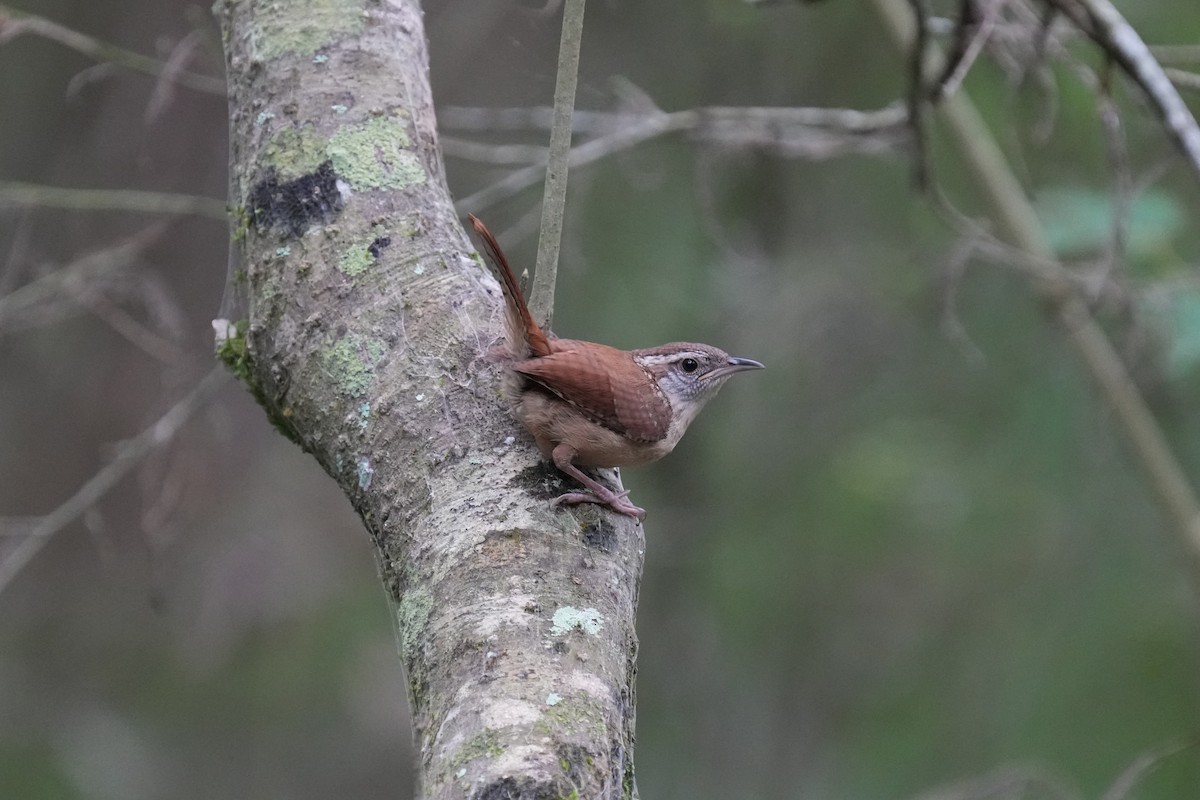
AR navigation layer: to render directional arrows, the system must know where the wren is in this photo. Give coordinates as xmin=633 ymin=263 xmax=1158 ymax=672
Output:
xmin=469 ymin=214 xmax=763 ymax=520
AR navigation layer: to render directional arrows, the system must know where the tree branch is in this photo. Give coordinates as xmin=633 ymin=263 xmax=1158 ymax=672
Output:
xmin=869 ymin=0 xmax=1200 ymax=590
xmin=0 ymin=367 xmax=227 ymax=597
xmin=451 ymin=102 xmax=906 ymax=214
xmin=0 ymin=180 xmax=227 ymax=220
xmin=1047 ymin=0 xmax=1200 ymax=182
xmin=215 ymin=2 xmax=644 ymax=796
xmin=0 ymin=4 xmax=225 ymax=96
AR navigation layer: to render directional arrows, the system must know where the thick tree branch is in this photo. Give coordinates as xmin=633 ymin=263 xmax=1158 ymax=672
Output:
xmin=215 ymin=2 xmax=643 ymax=797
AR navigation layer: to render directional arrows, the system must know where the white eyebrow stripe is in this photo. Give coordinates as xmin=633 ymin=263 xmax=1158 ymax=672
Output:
xmin=634 ymin=351 xmax=706 ymax=367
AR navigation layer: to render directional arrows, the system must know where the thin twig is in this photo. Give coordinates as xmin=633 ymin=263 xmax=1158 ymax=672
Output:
xmin=452 ymin=103 xmax=906 ymax=214
xmin=455 ymin=109 xmax=695 ymax=215
xmin=932 ymin=0 xmax=1005 ymax=102
xmin=0 ymin=367 xmax=228 ymax=597
xmin=441 ymin=137 xmax=547 ymax=165
xmin=529 ymin=0 xmax=586 ymax=329
xmin=1165 ymin=67 xmax=1200 ymax=92
xmin=0 ymin=180 xmax=227 ymax=220
xmin=1151 ymin=44 xmax=1200 ymax=64
xmin=905 ymin=0 xmax=933 ymax=188
xmin=0 ymin=226 xmax=165 ymax=333
xmin=1095 ymin=70 xmax=1133 ymax=293
xmin=869 ymin=0 xmax=1200 ymax=593
xmin=0 ymin=4 xmax=225 ymax=96
xmin=1048 ymin=0 xmax=1200 ymax=183
xmin=1100 ymin=740 xmax=1195 ymax=800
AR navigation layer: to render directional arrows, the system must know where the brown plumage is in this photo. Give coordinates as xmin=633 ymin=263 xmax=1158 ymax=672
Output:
xmin=469 ymin=214 xmax=550 ymax=359
xmin=469 ymin=215 xmax=764 ymax=519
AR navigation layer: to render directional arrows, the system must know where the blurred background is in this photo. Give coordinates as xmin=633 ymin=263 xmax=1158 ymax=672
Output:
xmin=2 ymin=0 xmax=1200 ymax=797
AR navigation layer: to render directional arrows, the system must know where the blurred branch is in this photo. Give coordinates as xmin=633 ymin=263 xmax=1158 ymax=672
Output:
xmin=0 ymin=4 xmax=225 ymax=96
xmin=529 ymin=0 xmax=585 ymax=328
xmin=0 ymin=225 xmax=164 ymax=334
xmin=451 ymin=102 xmax=907 ymax=214
xmin=1046 ymin=0 xmax=1200 ymax=183
xmin=1100 ymin=740 xmax=1195 ymax=800
xmin=912 ymin=764 xmax=1076 ymax=800
xmin=0 ymin=180 xmax=227 ymax=220
xmin=0 ymin=367 xmax=228 ymax=598
xmin=869 ymin=0 xmax=1200 ymax=591
xmin=440 ymin=137 xmax=547 ymax=165
xmin=1151 ymin=44 xmax=1200 ymax=64
xmin=1165 ymin=67 xmax=1200 ymax=92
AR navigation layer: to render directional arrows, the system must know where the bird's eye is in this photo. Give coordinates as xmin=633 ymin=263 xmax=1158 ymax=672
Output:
xmin=680 ymin=358 xmax=700 ymax=373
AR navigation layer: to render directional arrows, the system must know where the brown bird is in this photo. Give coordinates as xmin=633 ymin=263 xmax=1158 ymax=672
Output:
xmin=469 ymin=214 xmax=764 ymax=520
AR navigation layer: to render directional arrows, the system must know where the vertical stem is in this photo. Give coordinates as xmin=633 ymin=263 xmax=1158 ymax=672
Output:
xmin=529 ymin=0 xmax=586 ymax=329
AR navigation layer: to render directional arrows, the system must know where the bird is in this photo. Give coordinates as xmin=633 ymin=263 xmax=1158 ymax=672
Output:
xmin=469 ymin=214 xmax=764 ymax=520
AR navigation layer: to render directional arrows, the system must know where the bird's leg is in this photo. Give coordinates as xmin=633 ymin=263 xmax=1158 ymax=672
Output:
xmin=551 ymin=444 xmax=646 ymax=520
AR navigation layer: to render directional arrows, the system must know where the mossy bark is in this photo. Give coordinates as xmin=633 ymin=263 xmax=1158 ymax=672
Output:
xmin=215 ymin=2 xmax=643 ymax=798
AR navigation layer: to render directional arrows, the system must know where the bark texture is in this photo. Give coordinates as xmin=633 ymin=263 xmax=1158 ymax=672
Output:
xmin=216 ymin=2 xmax=644 ymax=798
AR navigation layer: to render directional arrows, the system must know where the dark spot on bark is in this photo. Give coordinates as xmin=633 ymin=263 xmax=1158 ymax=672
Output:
xmin=247 ymin=161 xmax=342 ymax=238
xmin=582 ymin=518 xmax=617 ymax=552
xmin=552 ymin=640 xmax=569 ymax=655
xmin=557 ymin=743 xmax=594 ymax=788
xmin=514 ymin=462 xmax=564 ymax=501
xmin=368 ymin=235 xmax=392 ymax=258
xmin=472 ymin=776 xmax=565 ymax=800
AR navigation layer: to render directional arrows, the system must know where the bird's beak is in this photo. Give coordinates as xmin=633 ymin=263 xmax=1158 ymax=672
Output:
xmin=705 ymin=356 xmax=765 ymax=381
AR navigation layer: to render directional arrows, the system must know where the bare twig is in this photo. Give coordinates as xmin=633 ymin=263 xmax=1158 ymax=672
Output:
xmin=1165 ymin=67 xmax=1200 ymax=92
xmin=1151 ymin=44 xmax=1200 ymax=64
xmin=911 ymin=764 xmax=1076 ymax=800
xmin=932 ymin=0 xmax=1005 ymax=102
xmin=905 ymin=0 xmax=933 ymax=188
xmin=0 ymin=4 xmax=225 ymax=96
xmin=870 ymin=0 xmax=1200 ymax=592
xmin=529 ymin=0 xmax=586 ymax=328
xmin=1100 ymin=740 xmax=1195 ymax=800
xmin=440 ymin=137 xmax=547 ymax=165
xmin=1048 ymin=0 xmax=1200 ymax=183
xmin=145 ymin=29 xmax=209 ymax=121
xmin=0 ymin=367 xmax=228 ymax=598
xmin=1095 ymin=71 xmax=1133 ymax=293
xmin=452 ymin=103 xmax=906 ymax=214
xmin=0 ymin=226 xmax=165 ymax=334
xmin=0 ymin=180 xmax=227 ymax=219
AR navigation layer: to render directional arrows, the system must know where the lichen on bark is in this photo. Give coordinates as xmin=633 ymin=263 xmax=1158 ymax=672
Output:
xmin=216 ymin=1 xmax=645 ymax=798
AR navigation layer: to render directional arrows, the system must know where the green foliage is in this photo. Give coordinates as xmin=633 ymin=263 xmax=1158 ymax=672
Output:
xmin=1165 ymin=289 xmax=1200 ymax=377
xmin=1037 ymin=186 xmax=1186 ymax=265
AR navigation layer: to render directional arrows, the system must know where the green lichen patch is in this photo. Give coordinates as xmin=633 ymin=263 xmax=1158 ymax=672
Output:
xmin=251 ymin=0 xmax=367 ymax=61
xmin=262 ymin=124 xmax=328 ymax=180
xmin=320 ymin=334 xmax=385 ymax=398
xmin=550 ymin=607 xmax=604 ymax=636
xmin=338 ymin=243 xmax=374 ymax=278
xmin=214 ymin=318 xmax=251 ymax=384
xmin=396 ymin=588 xmax=433 ymax=665
xmin=328 ymin=116 xmax=426 ymax=190
xmin=535 ymin=693 xmax=608 ymax=743
xmin=455 ymin=730 xmax=505 ymax=765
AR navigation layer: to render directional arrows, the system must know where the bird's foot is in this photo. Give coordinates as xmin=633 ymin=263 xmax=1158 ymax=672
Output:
xmin=551 ymin=489 xmax=645 ymax=521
